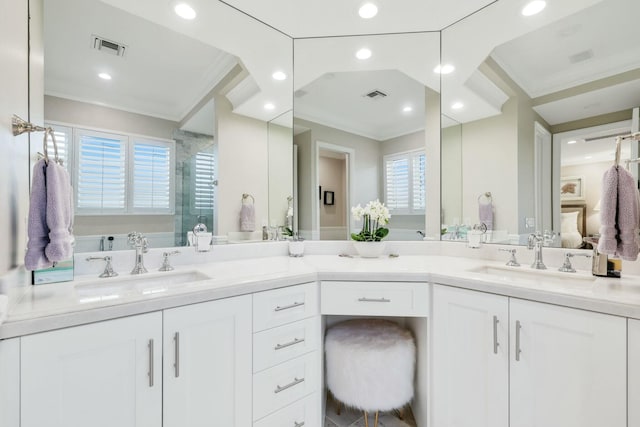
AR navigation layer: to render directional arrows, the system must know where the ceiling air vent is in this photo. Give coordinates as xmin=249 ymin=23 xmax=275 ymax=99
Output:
xmin=91 ymin=35 xmax=127 ymax=57
xmin=568 ymin=49 xmax=593 ymax=64
xmin=363 ymin=89 xmax=388 ymax=100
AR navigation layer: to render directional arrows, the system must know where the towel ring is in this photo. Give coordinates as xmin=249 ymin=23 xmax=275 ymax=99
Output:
xmin=478 ymin=192 xmax=492 ymax=203
xmin=242 ymin=193 xmax=255 ymax=204
xmin=42 ymin=127 xmax=62 ymax=166
xmin=614 ymin=136 xmax=622 ymax=166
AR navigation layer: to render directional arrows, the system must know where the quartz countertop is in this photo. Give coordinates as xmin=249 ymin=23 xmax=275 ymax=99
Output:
xmin=2 ymin=252 xmax=640 ymax=339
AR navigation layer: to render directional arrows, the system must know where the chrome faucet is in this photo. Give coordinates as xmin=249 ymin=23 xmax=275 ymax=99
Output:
xmin=527 ymin=232 xmax=547 ymax=270
xmin=128 ymin=232 xmax=149 ymax=274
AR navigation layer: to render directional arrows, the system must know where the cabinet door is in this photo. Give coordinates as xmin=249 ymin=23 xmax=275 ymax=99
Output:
xmin=628 ymin=319 xmax=640 ymax=427
xmin=510 ymin=299 xmax=626 ymax=427
xmin=432 ymin=285 xmax=509 ymax=427
xmin=0 ymin=338 xmax=20 ymax=427
xmin=21 ymin=312 xmax=162 ymax=427
xmin=163 ymin=295 xmax=252 ymax=427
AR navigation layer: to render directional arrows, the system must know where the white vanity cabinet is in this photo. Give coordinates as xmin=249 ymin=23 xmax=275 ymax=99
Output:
xmin=163 ymin=294 xmax=252 ymax=427
xmin=252 ymin=282 xmax=321 ymax=427
xmin=627 ymin=318 xmax=640 ymax=427
xmin=21 ymin=312 xmax=163 ymax=427
xmin=432 ymin=285 xmax=627 ymax=427
xmin=0 ymin=338 xmax=20 ymax=427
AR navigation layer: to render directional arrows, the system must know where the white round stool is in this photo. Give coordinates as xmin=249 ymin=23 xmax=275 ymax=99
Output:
xmin=325 ymin=318 xmax=416 ymax=427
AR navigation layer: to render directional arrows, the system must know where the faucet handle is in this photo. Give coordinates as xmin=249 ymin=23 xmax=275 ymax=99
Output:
xmin=159 ymin=251 xmax=180 ymax=272
xmin=558 ymin=252 xmax=592 ymax=273
xmin=498 ymin=248 xmax=520 ymax=267
xmin=86 ymin=255 xmax=118 ymax=278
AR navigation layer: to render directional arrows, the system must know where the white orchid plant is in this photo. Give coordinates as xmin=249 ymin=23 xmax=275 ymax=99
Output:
xmin=351 ymin=199 xmax=391 ymax=242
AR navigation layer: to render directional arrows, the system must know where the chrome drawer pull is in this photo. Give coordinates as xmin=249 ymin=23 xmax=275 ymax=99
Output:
xmin=174 ymin=332 xmax=180 ymax=378
xmin=294 ymin=422 xmax=305 ymax=427
xmin=515 ymin=320 xmax=522 ymax=361
xmin=358 ymin=297 xmax=391 ymax=303
xmin=274 ymin=377 xmax=305 ymax=394
xmin=275 ymin=337 xmax=305 ymax=350
xmin=148 ymin=339 xmax=154 ymax=387
xmin=493 ymin=316 xmax=499 ymax=354
xmin=275 ymin=301 xmax=305 ymax=312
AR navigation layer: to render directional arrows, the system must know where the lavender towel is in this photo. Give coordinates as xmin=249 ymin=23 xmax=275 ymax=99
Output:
xmin=24 ymin=159 xmax=53 ymax=270
xmin=479 ymin=202 xmax=493 ymax=230
xmin=616 ymin=167 xmax=639 ymax=261
xmin=239 ymin=203 xmax=255 ymax=232
xmin=44 ymin=161 xmax=75 ymax=262
xmin=598 ymin=166 xmax=619 ymax=255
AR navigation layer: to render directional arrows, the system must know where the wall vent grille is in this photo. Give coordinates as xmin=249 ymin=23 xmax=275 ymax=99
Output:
xmin=91 ymin=35 xmax=127 ymax=57
xmin=363 ymin=89 xmax=388 ymax=100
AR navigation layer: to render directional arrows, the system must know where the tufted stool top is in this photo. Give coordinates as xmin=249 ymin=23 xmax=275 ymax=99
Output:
xmin=325 ymin=318 xmax=416 ymax=412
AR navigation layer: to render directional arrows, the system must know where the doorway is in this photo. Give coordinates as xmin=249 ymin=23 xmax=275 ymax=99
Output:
xmin=314 ymin=141 xmax=354 ymax=240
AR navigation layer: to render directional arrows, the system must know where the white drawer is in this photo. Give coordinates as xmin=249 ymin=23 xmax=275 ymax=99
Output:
xmin=254 ymin=393 xmax=320 ymax=427
xmin=253 ymin=283 xmax=319 ymax=332
xmin=253 ymin=316 xmax=321 ymax=373
xmin=321 ymin=281 xmax=429 ymax=316
xmin=253 ymin=351 xmax=320 ymax=421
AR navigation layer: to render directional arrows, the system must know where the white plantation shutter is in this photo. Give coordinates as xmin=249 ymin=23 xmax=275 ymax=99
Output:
xmin=75 ymin=130 xmax=126 ymax=213
xmin=385 ymin=157 xmax=410 ymax=210
xmin=192 ymin=152 xmax=216 ymax=211
xmin=384 ymin=150 xmax=426 ymax=214
xmin=131 ymin=140 xmax=173 ymax=212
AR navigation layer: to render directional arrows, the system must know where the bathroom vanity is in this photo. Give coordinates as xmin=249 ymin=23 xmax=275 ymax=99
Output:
xmin=0 ymin=242 xmax=639 ymax=427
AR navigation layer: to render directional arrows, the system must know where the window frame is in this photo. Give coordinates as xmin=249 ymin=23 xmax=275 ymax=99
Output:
xmin=383 ymin=148 xmax=426 ymax=215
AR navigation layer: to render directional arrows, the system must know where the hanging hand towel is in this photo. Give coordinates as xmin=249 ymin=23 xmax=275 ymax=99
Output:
xmin=240 ymin=203 xmax=256 ymax=232
xmin=616 ymin=167 xmax=639 ymax=261
xmin=25 ymin=159 xmax=53 ymax=271
xmin=598 ymin=165 xmax=619 ymax=255
xmin=44 ymin=161 xmax=75 ymax=262
xmin=478 ymin=201 xmax=493 ymax=230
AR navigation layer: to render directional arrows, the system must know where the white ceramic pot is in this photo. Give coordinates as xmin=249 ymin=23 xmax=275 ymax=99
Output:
xmin=353 ymin=241 xmax=386 ymax=258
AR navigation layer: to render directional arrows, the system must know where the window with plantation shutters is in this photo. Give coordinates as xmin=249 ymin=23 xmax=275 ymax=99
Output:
xmin=131 ymin=140 xmax=174 ymax=212
xmin=191 ymin=151 xmax=216 ymax=212
xmin=384 ymin=149 xmax=426 ymax=214
xmin=75 ymin=130 xmax=127 ymax=213
xmin=65 ymin=126 xmax=175 ymax=215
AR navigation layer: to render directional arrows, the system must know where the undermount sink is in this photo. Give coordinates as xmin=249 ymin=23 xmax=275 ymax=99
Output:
xmin=75 ymin=270 xmax=211 ymax=303
xmin=467 ymin=265 xmax=596 ymax=284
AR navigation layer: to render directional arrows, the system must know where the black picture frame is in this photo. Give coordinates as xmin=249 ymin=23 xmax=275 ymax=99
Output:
xmin=323 ymin=191 xmax=335 ymax=205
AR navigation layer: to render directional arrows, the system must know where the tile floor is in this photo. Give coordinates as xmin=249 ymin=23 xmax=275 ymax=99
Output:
xmin=324 ymin=395 xmax=417 ymax=427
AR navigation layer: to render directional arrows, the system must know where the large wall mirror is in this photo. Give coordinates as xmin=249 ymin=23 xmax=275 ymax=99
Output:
xmin=441 ymin=0 xmax=640 ymax=247
xmin=293 ymin=32 xmax=441 ymax=240
xmin=39 ymin=0 xmax=292 ymax=252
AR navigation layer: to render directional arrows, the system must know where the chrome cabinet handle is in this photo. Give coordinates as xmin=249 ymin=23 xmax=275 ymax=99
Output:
xmin=294 ymin=422 xmax=305 ymax=427
xmin=357 ymin=297 xmax=391 ymax=303
xmin=493 ymin=315 xmax=499 ymax=354
xmin=274 ymin=377 xmax=305 ymax=394
xmin=174 ymin=332 xmax=180 ymax=378
xmin=275 ymin=301 xmax=305 ymax=312
xmin=275 ymin=337 xmax=305 ymax=350
xmin=515 ymin=320 xmax=522 ymax=361
xmin=148 ymin=339 xmax=154 ymax=387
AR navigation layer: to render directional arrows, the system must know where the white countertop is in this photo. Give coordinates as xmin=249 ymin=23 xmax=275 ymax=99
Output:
xmin=3 ymin=248 xmax=640 ymax=339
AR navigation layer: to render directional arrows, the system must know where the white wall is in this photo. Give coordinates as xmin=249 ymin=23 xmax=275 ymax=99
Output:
xmin=441 ymin=124 xmax=463 ymax=226
xmin=268 ymin=123 xmax=293 ymax=228
xmin=0 ymin=0 xmax=29 ymax=275
xmin=215 ymin=95 xmax=269 ymax=235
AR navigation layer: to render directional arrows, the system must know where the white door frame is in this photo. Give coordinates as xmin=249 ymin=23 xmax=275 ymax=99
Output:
xmin=313 ymin=140 xmax=355 ymax=240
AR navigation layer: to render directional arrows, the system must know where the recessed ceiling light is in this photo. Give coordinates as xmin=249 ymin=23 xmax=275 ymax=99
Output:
xmin=521 ymin=0 xmax=546 ymax=16
xmin=272 ymin=71 xmax=287 ymax=81
xmin=567 ymin=140 xmax=577 ymax=144
xmin=264 ymin=103 xmax=275 ymax=110
xmin=174 ymin=2 xmax=196 ymax=20
xmin=356 ymin=48 xmax=372 ymax=60
xmin=451 ymin=102 xmax=464 ymax=110
xmin=434 ymin=64 xmax=455 ymax=74
xmin=98 ymin=72 xmax=112 ymax=80
xmin=359 ymin=3 xmax=378 ymax=19
xmin=403 ymin=106 xmax=413 ymax=113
